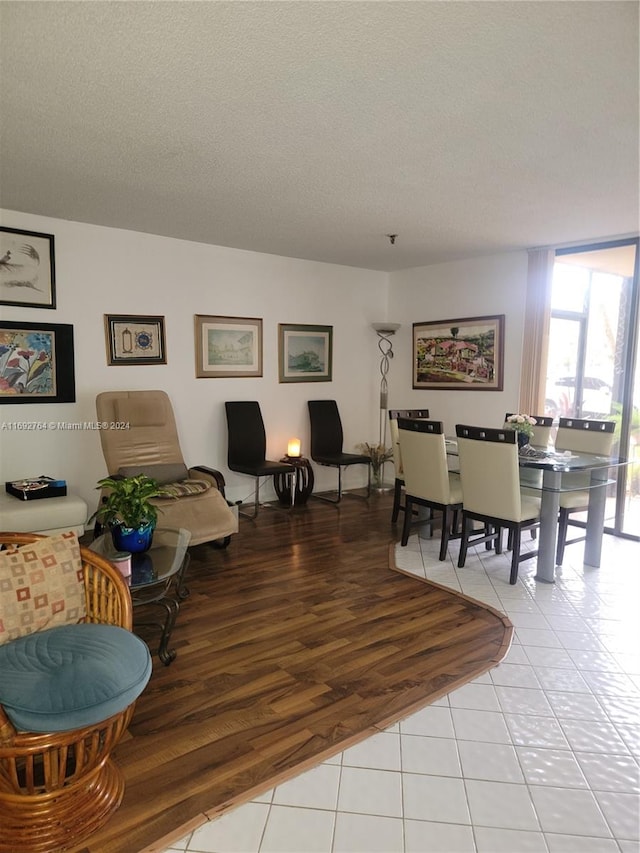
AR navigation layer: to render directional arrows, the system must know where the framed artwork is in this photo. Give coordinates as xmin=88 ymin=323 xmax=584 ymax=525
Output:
xmin=195 ymin=315 xmax=262 ymax=378
xmin=105 ymin=314 xmax=167 ymax=365
xmin=278 ymin=323 xmax=333 ymax=383
xmin=413 ymin=314 xmax=505 ymax=391
xmin=0 ymin=321 xmax=75 ymax=403
xmin=0 ymin=226 xmax=56 ymax=309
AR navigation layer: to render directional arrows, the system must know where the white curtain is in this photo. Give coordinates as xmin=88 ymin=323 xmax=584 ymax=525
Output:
xmin=520 ymin=249 xmax=554 ymax=415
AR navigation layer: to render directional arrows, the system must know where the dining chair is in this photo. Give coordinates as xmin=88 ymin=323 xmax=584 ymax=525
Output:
xmin=397 ymin=418 xmax=462 ymax=560
xmin=225 ymin=401 xmax=297 ymax=519
xmin=455 ymin=424 xmax=542 ymax=584
xmin=388 ymin=408 xmax=430 ymax=522
xmin=504 ymin=413 xmax=554 ymax=448
xmin=307 ymin=400 xmax=371 ymax=503
xmin=554 ymin=417 xmax=616 ymax=564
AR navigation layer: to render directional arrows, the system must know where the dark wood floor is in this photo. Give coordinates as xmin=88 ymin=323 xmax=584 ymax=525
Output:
xmin=71 ymin=491 xmax=512 ymax=853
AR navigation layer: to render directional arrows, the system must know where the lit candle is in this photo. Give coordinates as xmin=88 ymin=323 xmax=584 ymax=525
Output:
xmin=287 ymin=438 xmax=301 ymax=458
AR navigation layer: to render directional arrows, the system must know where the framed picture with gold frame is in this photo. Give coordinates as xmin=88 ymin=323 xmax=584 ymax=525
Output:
xmin=195 ymin=314 xmax=263 ymax=378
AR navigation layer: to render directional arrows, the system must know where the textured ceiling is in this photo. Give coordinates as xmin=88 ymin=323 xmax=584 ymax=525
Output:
xmin=1 ymin=1 xmax=638 ymax=272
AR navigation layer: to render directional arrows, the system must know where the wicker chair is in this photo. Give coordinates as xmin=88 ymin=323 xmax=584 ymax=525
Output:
xmin=0 ymin=532 xmax=141 ymax=853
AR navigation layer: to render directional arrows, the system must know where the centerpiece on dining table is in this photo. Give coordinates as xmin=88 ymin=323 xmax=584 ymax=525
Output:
xmin=505 ymin=413 xmax=537 ymax=450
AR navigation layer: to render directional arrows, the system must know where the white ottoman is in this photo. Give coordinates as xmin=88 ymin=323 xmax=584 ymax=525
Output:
xmin=0 ymin=492 xmax=88 ymax=536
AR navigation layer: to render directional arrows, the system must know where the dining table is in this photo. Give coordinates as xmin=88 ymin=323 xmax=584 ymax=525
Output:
xmin=445 ymin=439 xmax=627 ymax=583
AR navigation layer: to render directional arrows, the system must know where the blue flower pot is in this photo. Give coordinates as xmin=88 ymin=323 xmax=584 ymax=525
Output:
xmin=111 ymin=521 xmax=155 ymax=553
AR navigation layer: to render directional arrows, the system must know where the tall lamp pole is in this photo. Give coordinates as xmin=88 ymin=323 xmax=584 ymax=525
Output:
xmin=372 ymin=323 xmax=400 ymax=448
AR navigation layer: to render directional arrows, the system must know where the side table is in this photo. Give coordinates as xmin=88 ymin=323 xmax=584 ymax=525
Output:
xmin=89 ymin=527 xmax=191 ymax=665
xmin=273 ymin=456 xmax=314 ymax=506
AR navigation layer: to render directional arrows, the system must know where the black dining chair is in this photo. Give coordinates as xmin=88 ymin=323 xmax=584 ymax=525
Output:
xmin=307 ymin=400 xmax=371 ymax=503
xmin=225 ymin=401 xmax=297 ymax=519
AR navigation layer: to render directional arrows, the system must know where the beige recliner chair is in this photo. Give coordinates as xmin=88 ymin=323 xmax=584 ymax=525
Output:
xmin=95 ymin=391 xmax=238 ymax=547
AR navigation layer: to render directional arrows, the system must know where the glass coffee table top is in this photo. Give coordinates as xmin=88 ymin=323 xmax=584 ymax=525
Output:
xmin=90 ymin=527 xmax=191 ymax=664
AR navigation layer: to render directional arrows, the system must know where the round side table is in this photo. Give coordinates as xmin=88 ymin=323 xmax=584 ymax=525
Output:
xmin=273 ymin=456 xmax=314 ymax=505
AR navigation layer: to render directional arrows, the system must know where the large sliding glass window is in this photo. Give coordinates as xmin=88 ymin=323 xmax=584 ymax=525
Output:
xmin=545 ymin=238 xmax=639 ymax=539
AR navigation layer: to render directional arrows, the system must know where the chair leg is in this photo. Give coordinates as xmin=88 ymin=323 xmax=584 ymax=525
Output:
xmin=439 ymin=507 xmax=450 ymax=561
xmin=457 ymin=515 xmax=470 ymax=568
xmin=494 ymin=526 xmax=503 ymax=554
xmin=556 ymin=508 xmax=570 ymax=565
xmin=237 ymin=477 xmax=261 ymax=519
xmin=507 ymin=528 xmax=514 ymax=551
xmin=391 ymin=478 xmax=402 ymax=523
xmin=401 ymin=497 xmax=413 ymax=546
xmin=509 ymin=526 xmax=521 ymax=585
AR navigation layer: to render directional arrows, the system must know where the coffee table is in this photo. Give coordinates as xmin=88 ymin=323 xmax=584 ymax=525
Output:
xmin=89 ymin=527 xmax=191 ymax=665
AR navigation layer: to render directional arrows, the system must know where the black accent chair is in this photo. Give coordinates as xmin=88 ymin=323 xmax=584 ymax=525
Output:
xmin=225 ymin=401 xmax=297 ymax=519
xmin=307 ymin=400 xmax=371 ymax=503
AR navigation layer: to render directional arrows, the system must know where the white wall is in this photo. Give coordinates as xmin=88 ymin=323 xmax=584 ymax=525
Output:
xmin=0 ymin=210 xmax=389 ymax=518
xmin=1 ymin=210 xmax=530 ymax=525
xmin=387 ymin=252 xmax=529 ymax=435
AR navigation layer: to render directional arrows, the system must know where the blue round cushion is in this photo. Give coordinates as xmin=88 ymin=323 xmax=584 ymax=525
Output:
xmin=0 ymin=623 xmax=152 ymax=732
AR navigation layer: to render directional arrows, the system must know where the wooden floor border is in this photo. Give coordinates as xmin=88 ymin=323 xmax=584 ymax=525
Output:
xmin=66 ymin=494 xmax=512 ymax=853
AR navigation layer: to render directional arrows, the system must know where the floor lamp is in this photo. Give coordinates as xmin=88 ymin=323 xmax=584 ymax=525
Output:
xmin=372 ymin=322 xmax=400 ymax=449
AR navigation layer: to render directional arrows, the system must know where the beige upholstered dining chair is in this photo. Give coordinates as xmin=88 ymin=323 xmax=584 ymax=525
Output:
xmin=388 ymin=409 xmax=430 ymax=523
xmin=398 ymin=418 xmax=462 ymax=561
xmin=96 ymin=391 xmax=238 ymax=547
xmin=554 ymin=417 xmax=616 ymax=564
xmin=455 ymin=424 xmax=542 ymax=584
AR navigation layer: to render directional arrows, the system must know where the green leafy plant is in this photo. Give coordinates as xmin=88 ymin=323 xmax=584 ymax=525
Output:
xmin=89 ymin=474 xmax=171 ymax=531
xmin=357 ymin=442 xmax=394 ymax=469
xmin=505 ymin=413 xmax=537 ymax=440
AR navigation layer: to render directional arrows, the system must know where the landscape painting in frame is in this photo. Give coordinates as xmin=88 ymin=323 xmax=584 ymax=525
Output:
xmin=413 ymin=315 xmax=505 ymax=391
xmin=0 ymin=226 xmax=56 ymax=309
xmin=279 ymin=324 xmax=333 ymax=383
xmin=0 ymin=321 xmax=75 ymax=403
xmin=195 ymin=315 xmax=263 ymax=378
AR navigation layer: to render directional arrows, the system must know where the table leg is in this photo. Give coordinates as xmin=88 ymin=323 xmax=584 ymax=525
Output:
xmin=535 ymin=469 xmax=561 ymax=584
xmin=175 ymin=552 xmax=191 ymax=601
xmin=584 ymin=468 xmax=608 ymax=568
xmin=133 ymin=597 xmax=179 ymax=665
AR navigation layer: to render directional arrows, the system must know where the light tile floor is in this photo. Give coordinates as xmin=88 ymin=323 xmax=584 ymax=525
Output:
xmin=163 ymin=533 xmax=639 ymax=853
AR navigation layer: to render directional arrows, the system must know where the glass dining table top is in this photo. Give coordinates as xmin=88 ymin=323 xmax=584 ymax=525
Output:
xmin=444 ymin=437 xmax=627 ymax=489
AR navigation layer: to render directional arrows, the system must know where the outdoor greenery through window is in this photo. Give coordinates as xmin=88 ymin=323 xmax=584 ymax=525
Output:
xmin=546 ymin=241 xmax=639 ymax=538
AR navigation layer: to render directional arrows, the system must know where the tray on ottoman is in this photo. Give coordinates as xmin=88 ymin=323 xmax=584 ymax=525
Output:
xmin=6 ymin=477 xmax=67 ymax=501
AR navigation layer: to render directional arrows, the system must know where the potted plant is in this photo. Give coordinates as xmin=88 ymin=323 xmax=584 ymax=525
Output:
xmin=357 ymin=441 xmax=394 ymax=490
xmin=89 ymin=474 xmax=171 ymax=553
xmin=505 ymin=413 xmax=537 ymax=449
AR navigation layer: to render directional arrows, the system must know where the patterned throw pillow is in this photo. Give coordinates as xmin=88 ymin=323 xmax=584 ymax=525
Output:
xmin=0 ymin=531 xmax=87 ymax=646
